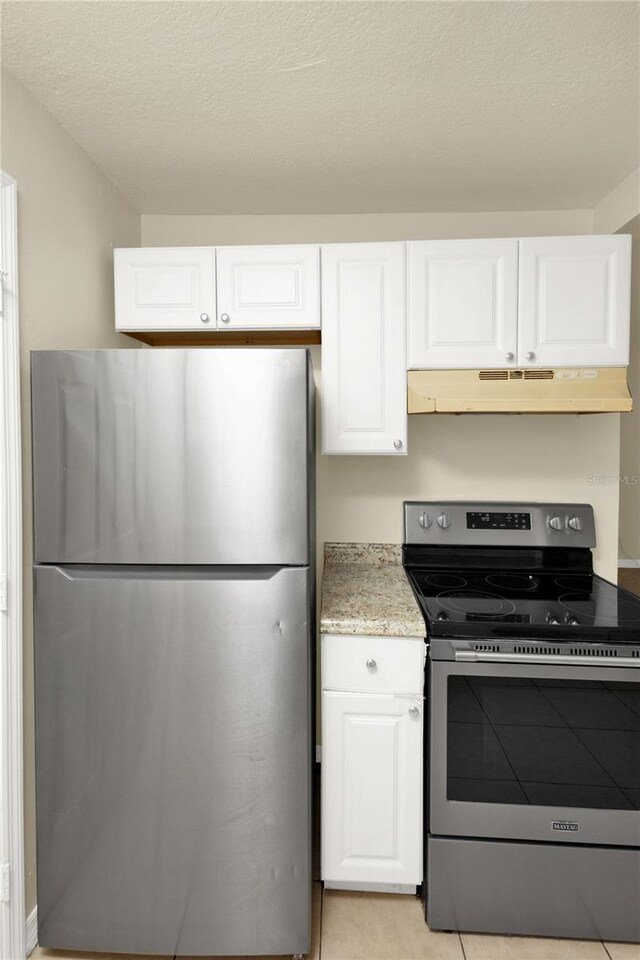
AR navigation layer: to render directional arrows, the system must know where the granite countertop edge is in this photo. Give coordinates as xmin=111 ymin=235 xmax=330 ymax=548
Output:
xmin=320 ymin=542 xmax=425 ymax=639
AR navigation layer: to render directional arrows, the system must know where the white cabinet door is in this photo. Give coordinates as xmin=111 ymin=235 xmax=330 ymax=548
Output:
xmin=322 ymin=691 xmax=423 ymax=886
xmin=408 ymin=239 xmax=519 ymax=369
xmin=322 ymin=243 xmax=407 ymax=455
xmin=518 ymin=235 xmax=632 ymax=367
xmin=215 ymin=245 xmax=320 ymax=329
xmin=114 ymin=247 xmax=216 ymax=331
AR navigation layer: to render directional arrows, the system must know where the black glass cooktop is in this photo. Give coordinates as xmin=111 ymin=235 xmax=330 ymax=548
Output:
xmin=405 ymin=567 xmax=640 ymax=642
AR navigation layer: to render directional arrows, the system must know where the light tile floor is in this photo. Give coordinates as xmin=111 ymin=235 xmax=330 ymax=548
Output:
xmin=31 ymin=886 xmax=640 ymax=960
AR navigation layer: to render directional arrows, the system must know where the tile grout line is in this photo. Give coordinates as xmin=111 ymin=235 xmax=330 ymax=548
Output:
xmin=601 ymin=941 xmax=614 ymax=960
xmin=458 ymin=930 xmax=467 ymax=960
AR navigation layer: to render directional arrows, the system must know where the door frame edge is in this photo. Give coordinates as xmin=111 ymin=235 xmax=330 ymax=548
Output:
xmin=0 ymin=170 xmax=26 ymax=959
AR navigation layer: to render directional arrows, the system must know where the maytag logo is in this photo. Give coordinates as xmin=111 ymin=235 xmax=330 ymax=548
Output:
xmin=552 ymin=820 xmax=579 ymax=832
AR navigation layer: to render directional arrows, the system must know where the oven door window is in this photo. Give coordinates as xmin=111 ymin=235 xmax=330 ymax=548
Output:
xmin=447 ymin=676 xmax=640 ymax=809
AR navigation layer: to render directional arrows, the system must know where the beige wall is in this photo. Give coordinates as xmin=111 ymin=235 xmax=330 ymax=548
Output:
xmin=143 ymin=211 xmax=620 ymax=584
xmin=1 ymin=68 xmax=141 ymax=915
xmin=619 ymin=214 xmax=640 ymax=560
xmin=142 ymin=210 xmax=593 ymax=246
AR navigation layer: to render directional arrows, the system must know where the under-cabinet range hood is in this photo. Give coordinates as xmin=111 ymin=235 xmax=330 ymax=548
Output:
xmin=407 ymin=367 xmax=632 ymax=414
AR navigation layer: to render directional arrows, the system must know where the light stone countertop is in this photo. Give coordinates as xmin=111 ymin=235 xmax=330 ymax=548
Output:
xmin=320 ymin=542 xmax=425 ymax=638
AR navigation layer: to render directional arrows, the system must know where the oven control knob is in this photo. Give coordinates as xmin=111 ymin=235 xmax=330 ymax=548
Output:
xmin=418 ymin=512 xmax=432 ymax=529
xmin=546 ymin=613 xmax=561 ymax=625
xmin=436 ymin=611 xmax=449 ymax=621
xmin=548 ymin=515 xmax=563 ymax=531
xmin=437 ymin=513 xmax=451 ymax=530
xmin=566 ymin=616 xmax=580 ymax=626
xmin=568 ymin=516 xmax=583 ymax=531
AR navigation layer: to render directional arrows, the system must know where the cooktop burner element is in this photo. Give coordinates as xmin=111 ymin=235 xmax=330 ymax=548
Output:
xmin=423 ymin=573 xmax=468 ymax=589
xmin=436 ymin=591 xmax=517 ymax=618
xmin=403 ymin=500 xmax=640 ymax=644
xmin=485 ymin=573 xmax=538 ymax=592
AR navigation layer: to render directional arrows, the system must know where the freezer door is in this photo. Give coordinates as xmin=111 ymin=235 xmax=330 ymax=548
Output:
xmin=34 ymin=563 xmax=312 ymax=956
xmin=32 ymin=349 xmax=312 ymax=564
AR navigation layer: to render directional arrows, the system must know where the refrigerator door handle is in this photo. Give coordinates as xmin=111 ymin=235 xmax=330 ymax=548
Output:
xmin=47 ymin=564 xmax=305 ymax=581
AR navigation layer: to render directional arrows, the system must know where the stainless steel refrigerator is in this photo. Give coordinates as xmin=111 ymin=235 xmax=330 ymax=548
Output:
xmin=31 ymin=348 xmax=315 ymax=957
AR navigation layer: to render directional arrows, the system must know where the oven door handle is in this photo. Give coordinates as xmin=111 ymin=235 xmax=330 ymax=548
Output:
xmin=454 ymin=650 xmax=640 ymax=667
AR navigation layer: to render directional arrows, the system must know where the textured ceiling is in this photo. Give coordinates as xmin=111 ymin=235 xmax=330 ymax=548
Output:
xmin=2 ymin=1 xmax=639 ymax=214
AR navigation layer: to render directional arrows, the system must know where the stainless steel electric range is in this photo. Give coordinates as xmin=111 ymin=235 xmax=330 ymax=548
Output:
xmin=403 ymin=501 xmax=640 ymax=943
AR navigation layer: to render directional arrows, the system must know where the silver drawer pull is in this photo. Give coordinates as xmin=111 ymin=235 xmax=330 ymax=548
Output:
xmin=365 ymin=658 xmax=377 ymax=670
xmin=408 ymin=705 xmax=420 ymax=719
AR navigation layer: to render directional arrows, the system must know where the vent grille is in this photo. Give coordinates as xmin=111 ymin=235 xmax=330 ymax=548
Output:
xmin=473 ymin=643 xmax=501 ymax=653
xmin=524 ymin=370 xmax=554 ymax=380
xmin=514 ymin=645 xmax=562 ymax=656
xmin=477 ymin=369 xmax=555 ymax=381
xmin=569 ymin=647 xmax=617 ymax=657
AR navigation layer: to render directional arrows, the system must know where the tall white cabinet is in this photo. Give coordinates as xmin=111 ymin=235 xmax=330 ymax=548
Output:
xmin=321 ymin=634 xmax=424 ymax=890
xmin=321 ymin=243 xmax=407 ymax=455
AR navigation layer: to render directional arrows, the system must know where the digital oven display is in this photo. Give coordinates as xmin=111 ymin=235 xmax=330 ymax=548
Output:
xmin=467 ymin=511 xmax=531 ymax=530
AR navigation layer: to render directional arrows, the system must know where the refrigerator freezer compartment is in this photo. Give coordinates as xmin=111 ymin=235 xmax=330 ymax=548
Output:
xmin=31 ymin=348 xmax=312 ymax=566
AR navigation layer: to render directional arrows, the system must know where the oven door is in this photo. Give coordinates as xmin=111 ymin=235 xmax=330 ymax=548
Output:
xmin=430 ymin=659 xmax=640 ymax=847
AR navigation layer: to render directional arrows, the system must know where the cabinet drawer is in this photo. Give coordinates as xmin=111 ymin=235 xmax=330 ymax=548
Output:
xmin=322 ymin=634 xmax=424 ymax=695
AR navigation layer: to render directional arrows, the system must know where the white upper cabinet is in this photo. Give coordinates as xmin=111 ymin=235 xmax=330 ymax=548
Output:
xmin=408 ymin=235 xmax=632 ymax=370
xmin=321 ymin=243 xmax=407 ymax=455
xmin=408 ymin=239 xmax=519 ymax=369
xmin=518 ymin=235 xmax=632 ymax=367
xmin=114 ymin=247 xmax=216 ymax=331
xmin=115 ymin=244 xmax=319 ymax=332
xmin=215 ymin=245 xmax=320 ymax=329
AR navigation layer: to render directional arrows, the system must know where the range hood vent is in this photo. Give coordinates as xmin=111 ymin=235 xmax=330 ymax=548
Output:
xmin=407 ymin=367 xmax=632 ymax=414
xmin=478 ymin=369 xmax=555 ymax=381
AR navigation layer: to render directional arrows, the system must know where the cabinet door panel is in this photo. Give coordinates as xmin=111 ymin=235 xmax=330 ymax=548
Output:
xmin=114 ymin=248 xmax=215 ymax=331
xmin=216 ymin=245 xmax=320 ymax=329
xmin=322 ymin=692 xmax=423 ymax=885
xmin=322 ymin=243 xmax=407 ymax=454
xmin=518 ymin=235 xmax=631 ymax=367
xmin=408 ymin=239 xmax=518 ymax=368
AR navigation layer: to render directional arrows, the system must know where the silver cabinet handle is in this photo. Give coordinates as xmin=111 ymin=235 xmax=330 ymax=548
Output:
xmin=365 ymin=658 xmax=377 ymax=670
xmin=408 ymin=705 xmax=420 ymax=718
xmin=220 ymin=313 xmax=231 ymax=324
xmin=525 ymin=351 xmax=536 ymax=361
xmin=200 ymin=313 xmax=210 ymax=323
xmin=393 ymin=439 xmax=403 ymax=450
xmin=505 ymin=352 xmax=514 ymax=362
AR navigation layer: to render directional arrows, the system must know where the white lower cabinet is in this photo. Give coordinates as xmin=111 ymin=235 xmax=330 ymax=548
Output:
xmin=321 ymin=634 xmax=424 ymax=889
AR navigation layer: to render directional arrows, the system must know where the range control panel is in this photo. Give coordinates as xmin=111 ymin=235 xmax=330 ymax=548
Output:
xmin=404 ymin=501 xmax=596 ymax=549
